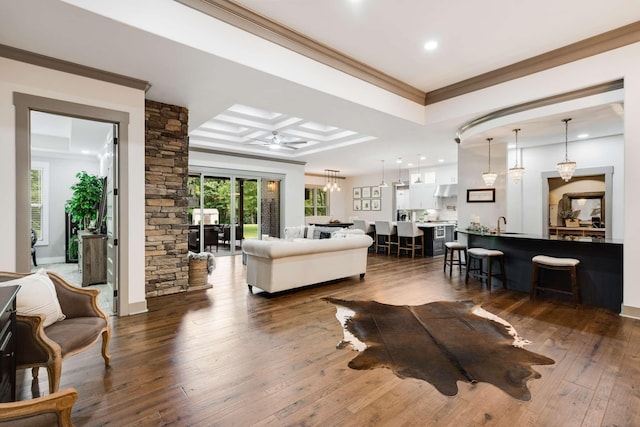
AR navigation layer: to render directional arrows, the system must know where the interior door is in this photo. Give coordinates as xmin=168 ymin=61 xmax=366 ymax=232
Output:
xmin=106 ymin=124 xmax=118 ymax=314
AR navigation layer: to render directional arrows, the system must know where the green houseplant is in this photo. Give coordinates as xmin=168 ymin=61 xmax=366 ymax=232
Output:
xmin=65 ymin=171 xmax=104 ymax=231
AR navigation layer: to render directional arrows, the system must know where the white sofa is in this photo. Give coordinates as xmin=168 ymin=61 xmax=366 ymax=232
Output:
xmin=242 ymin=231 xmax=373 ymax=293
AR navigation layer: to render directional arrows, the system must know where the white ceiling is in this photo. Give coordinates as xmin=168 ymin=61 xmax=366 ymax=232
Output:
xmin=1 ymin=0 xmax=636 ymax=176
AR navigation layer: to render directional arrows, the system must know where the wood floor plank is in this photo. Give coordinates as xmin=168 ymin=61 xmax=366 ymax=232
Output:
xmin=15 ymin=253 xmax=640 ymax=426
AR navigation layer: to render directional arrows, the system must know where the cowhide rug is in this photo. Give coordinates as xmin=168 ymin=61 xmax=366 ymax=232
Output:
xmin=324 ymin=298 xmax=554 ymax=401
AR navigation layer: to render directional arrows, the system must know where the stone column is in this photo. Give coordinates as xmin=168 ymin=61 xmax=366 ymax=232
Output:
xmin=144 ymin=100 xmax=190 ymax=296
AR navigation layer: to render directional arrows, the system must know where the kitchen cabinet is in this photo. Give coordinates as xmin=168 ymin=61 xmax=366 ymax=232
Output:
xmin=422 ymin=224 xmax=455 ymax=257
xmin=409 ymin=183 xmax=436 ymax=210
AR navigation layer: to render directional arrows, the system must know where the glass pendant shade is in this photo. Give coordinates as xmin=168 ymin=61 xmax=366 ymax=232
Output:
xmin=395 ymin=158 xmax=404 ymax=185
xmin=482 ymin=171 xmax=497 ymax=187
xmin=482 ymin=137 xmax=497 ymax=187
xmin=508 ymin=166 xmax=525 ymax=183
xmin=508 ymin=128 xmax=525 ymax=183
xmin=379 ymin=160 xmax=388 ymax=188
xmin=556 ymin=118 xmax=575 ymax=182
xmin=557 ymin=160 xmax=576 ymax=182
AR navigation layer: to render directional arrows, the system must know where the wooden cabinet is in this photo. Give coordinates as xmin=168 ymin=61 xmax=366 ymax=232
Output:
xmin=79 ymin=232 xmax=107 ymax=286
xmin=0 ymin=285 xmax=19 ymax=403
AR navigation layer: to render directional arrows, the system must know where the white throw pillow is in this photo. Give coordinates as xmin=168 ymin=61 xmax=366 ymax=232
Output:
xmin=0 ymin=269 xmax=65 ymax=327
xmin=305 ymin=225 xmax=315 ymax=239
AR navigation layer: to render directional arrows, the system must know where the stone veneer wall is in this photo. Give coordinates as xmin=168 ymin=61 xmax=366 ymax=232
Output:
xmin=145 ymin=100 xmax=190 ymax=296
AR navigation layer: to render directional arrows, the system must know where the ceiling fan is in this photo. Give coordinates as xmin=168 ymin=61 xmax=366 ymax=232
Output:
xmin=245 ymin=130 xmax=308 ymax=150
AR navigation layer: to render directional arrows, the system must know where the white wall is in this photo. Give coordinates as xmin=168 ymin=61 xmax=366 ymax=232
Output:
xmin=188 ymin=151 xmax=306 ymax=229
xmin=31 ymin=154 xmax=100 ymax=262
xmin=0 ymin=57 xmax=146 ymax=315
xmin=426 ymin=42 xmax=640 ymax=316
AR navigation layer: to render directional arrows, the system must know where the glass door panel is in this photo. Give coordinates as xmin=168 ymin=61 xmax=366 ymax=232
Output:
xmin=261 ymin=180 xmax=280 ymax=238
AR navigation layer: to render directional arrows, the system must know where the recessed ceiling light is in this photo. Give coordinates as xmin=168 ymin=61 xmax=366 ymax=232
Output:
xmin=81 ymin=150 xmax=91 ymax=155
xmin=577 ymin=133 xmax=589 ymax=139
xmin=420 ymin=155 xmax=426 ymax=160
xmin=423 ymin=40 xmax=438 ymax=51
xmin=438 ymin=159 xmax=444 ymax=163
xmin=507 ymin=143 xmax=516 ymax=149
xmin=407 ymin=162 xmax=414 ymax=167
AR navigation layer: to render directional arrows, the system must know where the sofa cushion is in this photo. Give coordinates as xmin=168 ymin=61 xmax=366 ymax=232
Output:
xmin=0 ymin=269 xmax=65 ymax=327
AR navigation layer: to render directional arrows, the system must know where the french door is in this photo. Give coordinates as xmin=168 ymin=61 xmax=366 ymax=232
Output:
xmin=188 ymin=171 xmax=282 ymax=255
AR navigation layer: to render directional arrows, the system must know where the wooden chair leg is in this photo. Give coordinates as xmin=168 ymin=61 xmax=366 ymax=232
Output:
xmin=530 ymin=263 xmax=539 ymax=300
xmin=102 ymin=329 xmax=111 ymax=365
xmin=47 ymin=357 xmax=62 ymax=394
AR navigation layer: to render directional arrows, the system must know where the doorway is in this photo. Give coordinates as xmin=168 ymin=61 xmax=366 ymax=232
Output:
xmin=187 ymin=171 xmax=282 ymax=255
xmin=14 ymin=93 xmax=128 ymax=315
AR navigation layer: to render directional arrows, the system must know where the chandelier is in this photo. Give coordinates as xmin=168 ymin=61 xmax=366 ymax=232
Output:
xmin=323 ymin=169 xmax=341 ymax=192
xmin=379 ymin=160 xmax=388 ymax=188
xmin=556 ymin=118 xmax=576 ymax=182
xmin=482 ymin=137 xmax=497 ymax=187
xmin=508 ymin=128 xmax=525 ymax=183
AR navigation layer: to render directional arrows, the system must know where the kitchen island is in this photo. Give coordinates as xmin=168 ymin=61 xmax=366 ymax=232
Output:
xmin=458 ymin=230 xmax=623 ymax=313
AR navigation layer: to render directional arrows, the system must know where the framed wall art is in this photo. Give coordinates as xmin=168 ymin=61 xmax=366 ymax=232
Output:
xmin=466 ymin=188 xmax=496 ymax=203
xmin=362 ymin=199 xmax=371 ymax=211
xmin=353 ymin=187 xmax=361 ymax=199
xmin=371 ymin=186 xmax=381 ymax=198
xmin=353 ymin=199 xmax=362 ymax=211
xmin=371 ymin=199 xmax=381 ymax=211
xmin=362 ymin=186 xmax=371 ymax=198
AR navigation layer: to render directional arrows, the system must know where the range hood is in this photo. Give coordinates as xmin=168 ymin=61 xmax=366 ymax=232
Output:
xmin=433 ymin=184 xmax=457 ymax=198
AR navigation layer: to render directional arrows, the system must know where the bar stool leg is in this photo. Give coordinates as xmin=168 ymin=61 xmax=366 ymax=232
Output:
xmin=499 ymin=256 xmax=506 ymax=289
xmin=486 ymin=257 xmax=492 ymax=291
xmin=530 ymin=262 xmax=539 ymax=300
xmin=443 ymin=246 xmax=449 ymax=272
xmin=570 ymin=265 xmax=579 ymax=307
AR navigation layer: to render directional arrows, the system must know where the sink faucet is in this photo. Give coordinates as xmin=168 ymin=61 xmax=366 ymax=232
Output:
xmin=497 ymin=216 xmax=507 ymax=234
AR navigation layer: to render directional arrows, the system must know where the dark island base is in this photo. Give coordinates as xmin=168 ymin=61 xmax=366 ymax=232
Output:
xmin=465 ymin=233 xmax=623 ymax=313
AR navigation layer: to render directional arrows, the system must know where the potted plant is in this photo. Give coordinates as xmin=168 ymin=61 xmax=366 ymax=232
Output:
xmin=559 ymin=209 xmax=580 ymax=227
xmin=65 ymin=171 xmax=104 ymax=231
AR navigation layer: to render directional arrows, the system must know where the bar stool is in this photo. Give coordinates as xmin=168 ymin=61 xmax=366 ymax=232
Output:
xmin=530 ymin=255 xmax=580 ymax=307
xmin=444 ymin=241 xmax=467 ymax=276
xmin=374 ymin=221 xmax=397 ymax=256
xmin=397 ymin=221 xmax=424 ymax=258
xmin=353 ymin=219 xmax=375 ymax=252
xmin=465 ymin=248 xmax=506 ymax=291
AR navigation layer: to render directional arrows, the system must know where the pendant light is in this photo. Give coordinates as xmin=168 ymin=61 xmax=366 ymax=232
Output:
xmin=379 ymin=160 xmax=388 ymax=188
xmin=508 ymin=128 xmax=525 ymax=183
xmin=556 ymin=118 xmax=576 ymax=182
xmin=482 ymin=137 xmax=497 ymax=187
xmin=395 ymin=157 xmax=404 ymax=185
xmin=323 ymin=169 xmax=341 ymax=192
xmin=414 ymin=154 xmax=423 ymax=184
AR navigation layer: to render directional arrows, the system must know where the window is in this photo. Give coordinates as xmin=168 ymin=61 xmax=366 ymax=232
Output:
xmin=31 ymin=161 xmax=49 ymax=246
xmin=305 ymin=187 xmax=327 ymax=216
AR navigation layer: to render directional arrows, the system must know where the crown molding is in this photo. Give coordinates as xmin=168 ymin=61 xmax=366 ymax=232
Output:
xmin=426 ymin=20 xmax=640 ymax=105
xmin=175 ymin=0 xmax=426 ymax=104
xmin=0 ymin=44 xmax=150 ymax=92
xmin=175 ymin=1 xmax=640 ymax=106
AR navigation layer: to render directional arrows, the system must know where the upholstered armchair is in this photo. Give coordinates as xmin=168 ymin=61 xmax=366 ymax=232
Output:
xmin=0 ymin=387 xmax=78 ymax=426
xmin=0 ymin=271 xmax=110 ymax=394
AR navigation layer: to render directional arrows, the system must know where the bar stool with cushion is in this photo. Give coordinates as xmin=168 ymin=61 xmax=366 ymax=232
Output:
xmin=465 ymin=248 xmax=506 ymax=291
xmin=530 ymin=255 xmax=580 ymax=307
xmin=353 ymin=219 xmax=375 ymax=252
xmin=444 ymin=241 xmax=467 ymax=276
xmin=374 ymin=221 xmax=397 ymax=256
xmin=397 ymin=222 xmax=424 ymax=258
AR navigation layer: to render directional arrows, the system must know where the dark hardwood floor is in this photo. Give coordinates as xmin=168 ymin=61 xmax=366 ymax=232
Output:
xmin=17 ymin=253 xmax=640 ymax=426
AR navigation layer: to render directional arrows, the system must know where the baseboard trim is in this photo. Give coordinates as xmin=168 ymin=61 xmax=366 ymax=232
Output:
xmin=621 ymin=305 xmax=640 ymax=320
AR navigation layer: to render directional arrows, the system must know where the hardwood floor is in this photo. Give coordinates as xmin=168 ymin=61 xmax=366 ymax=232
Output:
xmin=16 ymin=254 xmax=640 ymax=426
